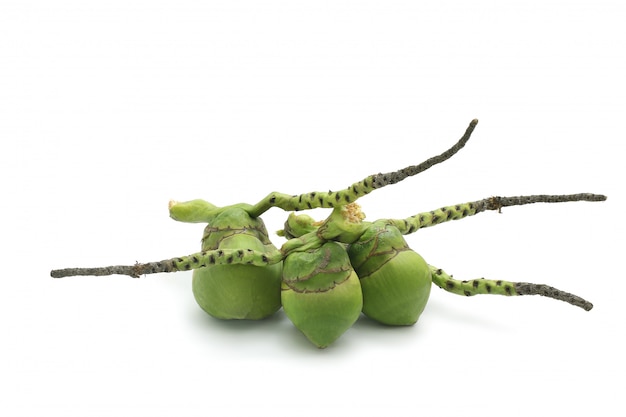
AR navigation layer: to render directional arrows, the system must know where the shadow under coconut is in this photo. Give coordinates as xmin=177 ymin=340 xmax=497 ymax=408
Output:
xmin=188 ymin=305 xmax=362 ymax=353
xmin=349 ymin=312 xmax=428 ymax=343
xmin=185 ymin=296 xmax=513 ymax=352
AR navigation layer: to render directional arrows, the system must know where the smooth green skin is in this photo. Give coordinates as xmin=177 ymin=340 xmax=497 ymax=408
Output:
xmin=193 ymin=263 xmax=282 ymax=320
xmin=169 ymin=199 xmax=218 ymax=223
xmin=348 ymin=222 xmax=432 ymax=325
xmin=281 ymin=242 xmax=363 ymax=348
xmin=192 ymin=208 xmax=282 ymax=320
xmin=278 ymin=212 xmax=318 ymax=239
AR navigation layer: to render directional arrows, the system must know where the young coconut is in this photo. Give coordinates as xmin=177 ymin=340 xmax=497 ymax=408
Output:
xmin=347 ymin=221 xmax=432 ymax=326
xmin=170 ymin=200 xmax=282 ymax=320
xmin=279 ymin=194 xmax=607 ymax=324
xmin=281 ymin=241 xmax=363 ymax=348
xmin=281 ymin=204 xmax=432 ymax=326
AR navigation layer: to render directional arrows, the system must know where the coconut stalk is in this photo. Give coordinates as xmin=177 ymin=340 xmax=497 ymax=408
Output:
xmin=248 ymin=119 xmax=479 ymax=216
xmin=429 ymin=266 xmax=593 ymax=311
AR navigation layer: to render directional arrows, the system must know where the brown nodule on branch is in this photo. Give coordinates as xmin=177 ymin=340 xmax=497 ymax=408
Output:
xmin=515 ymin=282 xmax=593 ymax=311
xmin=371 ymin=119 xmax=478 ymax=189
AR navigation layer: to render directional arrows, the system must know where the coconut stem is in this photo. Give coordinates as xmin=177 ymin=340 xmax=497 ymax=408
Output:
xmin=248 ymin=119 xmax=478 ymax=216
xmin=50 ymin=248 xmax=284 ymax=278
xmin=429 ymin=265 xmax=593 ymax=311
xmin=389 ymin=193 xmax=607 ymax=234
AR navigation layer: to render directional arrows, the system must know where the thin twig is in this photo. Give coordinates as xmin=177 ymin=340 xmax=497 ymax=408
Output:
xmin=248 ymin=119 xmax=479 ymax=216
xmin=430 ymin=265 xmax=594 ymax=311
xmin=515 ymin=282 xmax=593 ymax=311
xmin=390 ymin=193 xmax=607 ymax=234
xmin=50 ymin=248 xmax=283 ymax=278
xmin=483 ymin=194 xmax=607 ymax=212
xmin=370 ymin=119 xmax=478 ymax=188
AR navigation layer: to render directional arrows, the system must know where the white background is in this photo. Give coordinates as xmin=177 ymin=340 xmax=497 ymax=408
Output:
xmin=1 ymin=1 xmax=624 ymax=416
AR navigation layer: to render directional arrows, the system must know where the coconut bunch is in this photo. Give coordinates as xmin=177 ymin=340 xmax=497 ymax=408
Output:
xmin=277 ymin=203 xmax=433 ymax=347
xmin=50 ymin=120 xmax=606 ymax=348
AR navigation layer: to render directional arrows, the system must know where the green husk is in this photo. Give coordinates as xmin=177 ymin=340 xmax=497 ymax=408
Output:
xmin=281 ymin=241 xmax=363 ymax=348
xmin=348 ymin=222 xmax=431 ymax=325
xmin=192 ymin=207 xmax=282 ymax=320
xmin=278 ymin=206 xmax=433 ymax=326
